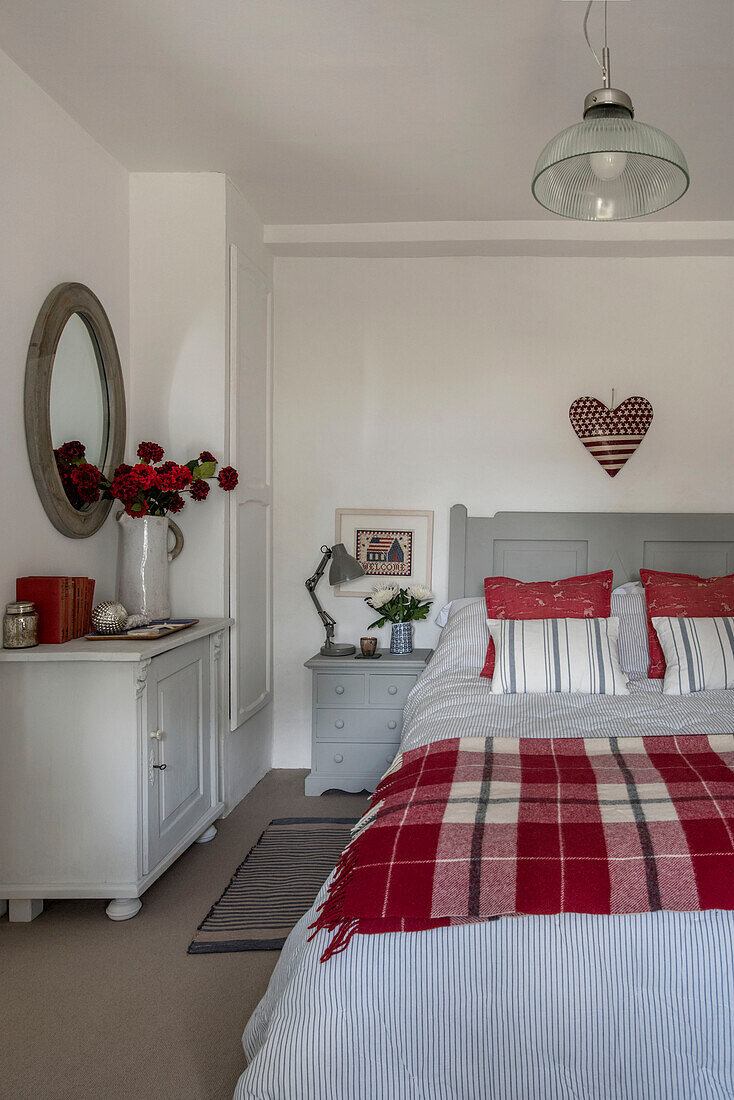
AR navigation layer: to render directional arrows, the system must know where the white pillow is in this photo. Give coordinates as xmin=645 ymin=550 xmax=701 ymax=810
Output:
xmin=652 ymin=616 xmax=734 ymax=695
xmin=435 ymin=598 xmax=484 ymax=628
xmin=611 ymin=588 xmax=649 ymax=678
xmin=488 ymin=616 xmax=629 ymax=695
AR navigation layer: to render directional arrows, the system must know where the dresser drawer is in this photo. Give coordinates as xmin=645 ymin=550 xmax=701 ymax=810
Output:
xmin=316 ymin=673 xmax=365 ymax=706
xmin=315 ymin=708 xmax=404 ymax=742
xmin=368 ymin=672 xmax=417 ymax=707
xmin=314 ymin=741 xmax=399 ymax=777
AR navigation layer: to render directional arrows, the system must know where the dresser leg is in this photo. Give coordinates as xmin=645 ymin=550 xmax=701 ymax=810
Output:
xmin=195 ymin=824 xmax=217 ymax=844
xmin=8 ymin=898 xmax=44 ymax=922
xmin=106 ymin=897 xmax=142 ymax=921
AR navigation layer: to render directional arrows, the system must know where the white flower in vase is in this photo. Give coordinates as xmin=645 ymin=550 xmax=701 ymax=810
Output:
xmin=368 ymin=583 xmax=400 ymax=609
xmin=406 ymin=584 xmax=433 ymax=602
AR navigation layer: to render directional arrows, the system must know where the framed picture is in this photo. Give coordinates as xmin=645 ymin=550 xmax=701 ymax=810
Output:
xmin=334 ymin=508 xmax=434 ymax=598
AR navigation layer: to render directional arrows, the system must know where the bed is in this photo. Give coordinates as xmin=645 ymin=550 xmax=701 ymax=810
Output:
xmin=233 ymin=508 xmax=734 ymax=1100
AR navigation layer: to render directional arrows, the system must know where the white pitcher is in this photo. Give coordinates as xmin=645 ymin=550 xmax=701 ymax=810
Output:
xmin=115 ymin=512 xmax=184 ymax=619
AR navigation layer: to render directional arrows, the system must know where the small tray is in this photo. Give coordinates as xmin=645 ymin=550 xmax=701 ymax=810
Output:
xmin=354 ymin=652 xmax=382 ymax=659
xmin=85 ymin=618 xmax=200 ymax=641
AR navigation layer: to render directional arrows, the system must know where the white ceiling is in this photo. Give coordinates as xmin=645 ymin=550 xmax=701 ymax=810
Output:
xmin=1 ymin=1 xmax=732 ymax=224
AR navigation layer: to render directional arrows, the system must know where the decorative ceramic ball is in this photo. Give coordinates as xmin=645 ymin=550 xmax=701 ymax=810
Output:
xmin=91 ymin=601 xmax=128 ymax=635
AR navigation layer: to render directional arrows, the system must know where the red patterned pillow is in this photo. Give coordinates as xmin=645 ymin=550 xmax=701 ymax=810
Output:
xmin=480 ymin=571 xmax=614 ymax=679
xmin=640 ymin=568 xmax=734 ymax=679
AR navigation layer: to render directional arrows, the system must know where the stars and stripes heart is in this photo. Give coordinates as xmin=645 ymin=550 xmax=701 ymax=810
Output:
xmin=569 ymin=395 xmax=653 ymax=478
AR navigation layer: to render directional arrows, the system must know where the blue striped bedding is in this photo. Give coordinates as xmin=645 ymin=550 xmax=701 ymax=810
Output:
xmin=233 ymin=601 xmax=734 ymax=1099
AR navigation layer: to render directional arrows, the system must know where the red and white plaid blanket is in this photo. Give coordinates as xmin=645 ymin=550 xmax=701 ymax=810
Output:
xmin=310 ymin=734 xmax=734 ymax=961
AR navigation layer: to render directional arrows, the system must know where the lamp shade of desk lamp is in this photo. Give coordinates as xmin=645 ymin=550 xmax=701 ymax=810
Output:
xmin=305 ymin=543 xmax=365 ymax=656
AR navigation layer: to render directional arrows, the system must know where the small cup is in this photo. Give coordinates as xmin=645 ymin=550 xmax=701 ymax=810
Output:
xmin=360 ymin=636 xmax=378 ymax=658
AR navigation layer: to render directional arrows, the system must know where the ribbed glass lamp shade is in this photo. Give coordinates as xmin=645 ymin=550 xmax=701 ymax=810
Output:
xmin=532 ymin=115 xmax=689 ymax=221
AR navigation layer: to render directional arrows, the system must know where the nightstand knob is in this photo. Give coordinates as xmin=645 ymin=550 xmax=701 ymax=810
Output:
xmin=335 ymin=719 xmax=345 ymax=729
xmin=333 ymin=753 xmax=344 ymax=764
xmin=387 ymin=720 xmax=397 ymax=730
xmin=385 ymin=755 xmax=393 ymax=764
xmin=388 ymin=685 xmax=398 ymax=695
xmin=335 ymin=685 xmax=345 ymax=695
xmin=150 ymin=729 xmax=164 ymax=741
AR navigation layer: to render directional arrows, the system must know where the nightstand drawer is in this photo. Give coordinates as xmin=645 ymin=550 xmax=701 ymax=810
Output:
xmin=316 ymin=673 xmax=365 ymax=706
xmin=368 ymin=673 xmax=417 ymax=707
xmin=315 ymin=708 xmax=404 ymax=742
xmin=314 ymin=741 xmax=399 ymax=777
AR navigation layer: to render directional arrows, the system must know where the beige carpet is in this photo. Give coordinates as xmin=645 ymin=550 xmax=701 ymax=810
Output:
xmin=0 ymin=770 xmax=369 ymax=1100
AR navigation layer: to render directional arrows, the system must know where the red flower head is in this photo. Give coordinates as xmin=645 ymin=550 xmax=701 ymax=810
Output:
xmin=110 ymin=472 xmax=136 ymax=503
xmin=168 ymin=492 xmax=185 ymax=514
xmin=190 ymin=479 xmax=210 ymax=502
xmin=137 ymin=441 xmax=165 ymax=464
xmin=114 ymin=463 xmax=132 ymax=478
xmin=191 ymin=479 xmax=211 ymax=501
xmin=156 ymin=462 xmax=192 ymax=492
xmin=57 ymin=440 xmax=86 ymax=462
xmin=126 ymin=498 xmax=149 ymax=517
xmin=130 ymin=463 xmax=158 ymax=491
xmin=111 ymin=466 xmax=155 ymax=504
xmin=217 ymin=466 xmax=238 ymax=491
xmin=70 ymin=462 xmax=101 ymax=503
xmin=198 ymin=450 xmax=216 ymax=465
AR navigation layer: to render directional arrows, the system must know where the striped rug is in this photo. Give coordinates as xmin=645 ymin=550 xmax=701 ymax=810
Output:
xmin=188 ymin=817 xmax=356 ymax=954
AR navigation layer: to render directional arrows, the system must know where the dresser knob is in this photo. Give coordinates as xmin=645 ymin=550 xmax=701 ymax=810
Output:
xmin=335 ymin=719 xmax=344 ymax=729
xmin=149 ymin=729 xmax=164 ymax=741
xmin=333 ymin=753 xmax=344 ymax=764
xmin=153 ymin=763 xmax=167 ymax=771
xmin=388 ymin=685 xmax=398 ymax=695
xmin=385 ymin=755 xmax=393 ymax=764
xmin=387 ymin=720 xmax=397 ymax=730
xmin=335 ymin=685 xmax=345 ymax=695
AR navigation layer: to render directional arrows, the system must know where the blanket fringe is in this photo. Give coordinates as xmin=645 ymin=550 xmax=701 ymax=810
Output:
xmin=307 ymin=839 xmax=362 ymax=959
xmin=307 ymin=749 xmax=409 ymax=962
xmin=315 ymin=917 xmax=362 ymax=962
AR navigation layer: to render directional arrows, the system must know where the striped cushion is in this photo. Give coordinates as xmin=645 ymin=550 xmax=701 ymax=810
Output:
xmin=652 ymin=616 xmax=734 ymax=695
xmin=487 ymin=617 xmax=629 ymax=695
xmin=611 ymin=589 xmax=650 ymax=678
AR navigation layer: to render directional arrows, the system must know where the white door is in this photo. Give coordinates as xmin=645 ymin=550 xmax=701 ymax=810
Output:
xmin=144 ymin=639 xmax=212 ymax=872
xmin=228 ymin=246 xmax=273 ymax=730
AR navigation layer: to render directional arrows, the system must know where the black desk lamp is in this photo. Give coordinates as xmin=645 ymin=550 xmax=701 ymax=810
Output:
xmin=305 ymin=543 xmax=365 ymax=655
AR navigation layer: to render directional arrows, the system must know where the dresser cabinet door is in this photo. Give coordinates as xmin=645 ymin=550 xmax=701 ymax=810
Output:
xmin=144 ymin=639 xmax=212 ymax=873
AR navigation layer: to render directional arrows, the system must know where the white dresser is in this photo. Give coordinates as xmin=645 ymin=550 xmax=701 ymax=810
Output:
xmin=0 ymin=618 xmax=230 ymax=921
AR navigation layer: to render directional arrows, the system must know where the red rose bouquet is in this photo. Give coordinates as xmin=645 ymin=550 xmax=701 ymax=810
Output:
xmin=54 ymin=441 xmax=238 ymax=518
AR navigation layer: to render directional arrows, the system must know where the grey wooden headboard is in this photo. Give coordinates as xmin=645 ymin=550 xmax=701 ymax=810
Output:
xmin=448 ymin=505 xmax=734 ymax=599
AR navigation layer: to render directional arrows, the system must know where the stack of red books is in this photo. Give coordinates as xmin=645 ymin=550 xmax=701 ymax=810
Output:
xmin=15 ymin=576 xmax=96 ymax=643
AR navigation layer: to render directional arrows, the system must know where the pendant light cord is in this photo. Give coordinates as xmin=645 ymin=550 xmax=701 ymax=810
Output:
xmin=583 ymin=1 xmax=609 ymax=85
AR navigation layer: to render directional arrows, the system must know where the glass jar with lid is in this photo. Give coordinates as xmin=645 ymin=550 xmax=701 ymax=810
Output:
xmin=3 ymin=601 xmax=39 ymax=648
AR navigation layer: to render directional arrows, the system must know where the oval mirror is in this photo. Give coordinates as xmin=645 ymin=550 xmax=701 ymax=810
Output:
xmin=25 ymin=283 xmax=126 ymax=538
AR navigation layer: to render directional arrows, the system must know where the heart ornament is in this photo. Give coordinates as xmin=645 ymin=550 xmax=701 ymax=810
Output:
xmin=569 ymin=395 xmax=653 ymax=478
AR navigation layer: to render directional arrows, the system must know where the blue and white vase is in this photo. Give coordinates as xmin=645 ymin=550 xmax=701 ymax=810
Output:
xmin=390 ymin=621 xmax=413 ymax=655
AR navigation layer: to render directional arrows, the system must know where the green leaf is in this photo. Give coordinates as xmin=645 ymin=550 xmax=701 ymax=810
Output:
xmin=193 ymin=461 xmax=216 ymax=480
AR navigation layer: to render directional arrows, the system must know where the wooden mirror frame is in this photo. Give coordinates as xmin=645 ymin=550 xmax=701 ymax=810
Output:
xmin=24 ymin=282 xmax=126 ymax=538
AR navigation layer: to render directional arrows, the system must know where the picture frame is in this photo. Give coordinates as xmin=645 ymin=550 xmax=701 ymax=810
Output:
xmin=334 ymin=508 xmax=434 ymax=598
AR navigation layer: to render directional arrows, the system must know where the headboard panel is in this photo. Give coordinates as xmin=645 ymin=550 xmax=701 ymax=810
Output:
xmin=448 ymin=506 xmax=734 ymax=599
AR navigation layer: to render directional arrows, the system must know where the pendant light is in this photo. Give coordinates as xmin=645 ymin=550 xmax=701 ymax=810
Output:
xmin=532 ymin=1 xmax=689 ymax=221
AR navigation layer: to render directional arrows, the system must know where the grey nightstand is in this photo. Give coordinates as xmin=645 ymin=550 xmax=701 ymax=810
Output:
xmin=304 ymin=648 xmax=433 ymax=795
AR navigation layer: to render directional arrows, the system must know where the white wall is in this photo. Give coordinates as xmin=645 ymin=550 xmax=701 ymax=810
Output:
xmin=129 ymin=173 xmax=228 ymax=618
xmin=129 ymin=173 xmax=273 ymax=810
xmin=0 ymin=47 xmax=129 ymax=605
xmin=272 ymin=254 xmax=734 ymax=766
xmin=223 ymin=177 xmax=274 ymax=806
